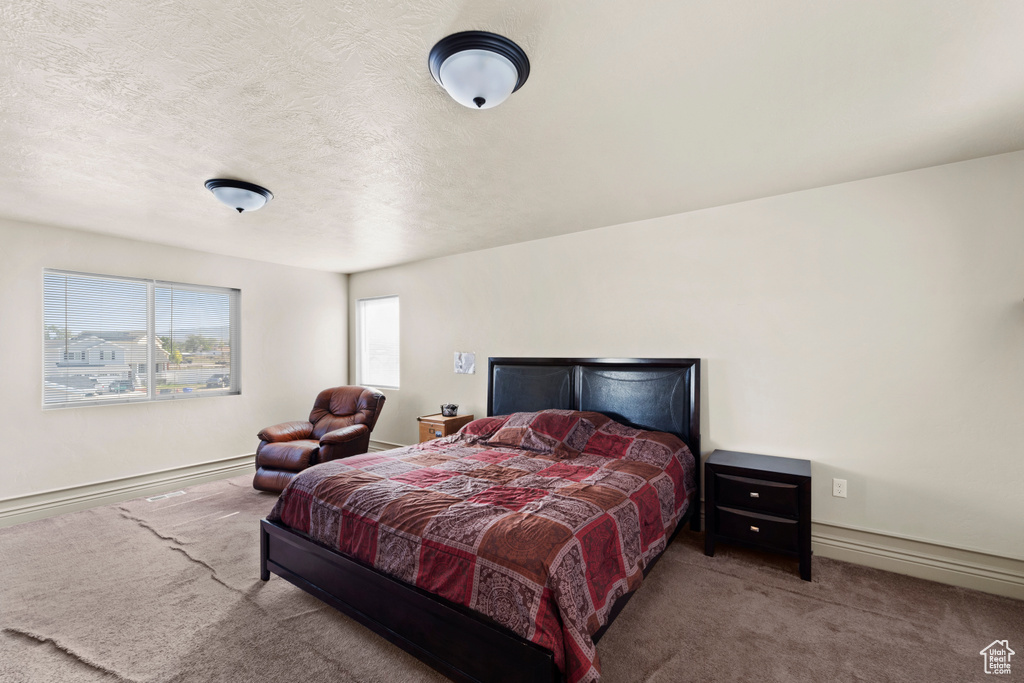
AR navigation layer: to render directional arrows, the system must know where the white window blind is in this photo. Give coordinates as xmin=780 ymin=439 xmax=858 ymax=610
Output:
xmin=357 ymin=296 xmax=399 ymax=388
xmin=155 ymin=283 xmax=239 ymax=397
xmin=43 ymin=269 xmax=240 ymax=408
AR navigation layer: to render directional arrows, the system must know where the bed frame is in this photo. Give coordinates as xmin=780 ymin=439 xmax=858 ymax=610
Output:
xmin=261 ymin=357 xmax=701 ymax=683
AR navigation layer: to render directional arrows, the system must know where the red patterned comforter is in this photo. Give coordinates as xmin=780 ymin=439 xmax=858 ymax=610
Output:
xmin=268 ymin=410 xmax=696 ymax=683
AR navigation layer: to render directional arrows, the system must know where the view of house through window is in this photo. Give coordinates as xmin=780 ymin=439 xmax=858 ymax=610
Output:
xmin=154 ymin=284 xmax=238 ymax=396
xmin=43 ymin=270 xmax=240 ymax=407
xmin=357 ymin=296 xmax=399 ymax=388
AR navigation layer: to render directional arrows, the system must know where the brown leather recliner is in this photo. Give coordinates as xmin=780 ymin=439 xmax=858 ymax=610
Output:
xmin=253 ymin=386 xmax=386 ymax=493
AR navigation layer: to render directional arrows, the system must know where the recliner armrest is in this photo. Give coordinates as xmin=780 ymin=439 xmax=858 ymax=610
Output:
xmin=319 ymin=424 xmax=369 ymax=445
xmin=318 ymin=424 xmax=372 ymax=464
xmin=258 ymin=421 xmax=314 ymax=443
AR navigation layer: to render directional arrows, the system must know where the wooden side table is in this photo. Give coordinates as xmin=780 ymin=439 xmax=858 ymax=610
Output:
xmin=417 ymin=414 xmax=474 ymax=443
xmin=704 ymin=450 xmax=812 ymax=581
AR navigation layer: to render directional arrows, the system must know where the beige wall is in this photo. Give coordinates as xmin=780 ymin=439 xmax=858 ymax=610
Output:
xmin=350 ymin=151 xmax=1024 ymax=560
xmin=0 ymin=218 xmax=347 ymax=501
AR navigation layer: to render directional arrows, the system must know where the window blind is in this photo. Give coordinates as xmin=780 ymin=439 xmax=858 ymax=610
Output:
xmin=357 ymin=296 xmax=399 ymax=388
xmin=154 ymin=282 xmax=240 ymax=397
xmin=42 ymin=269 xmax=240 ymax=408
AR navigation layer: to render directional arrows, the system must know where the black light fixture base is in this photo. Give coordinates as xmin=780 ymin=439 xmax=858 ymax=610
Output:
xmin=204 ymin=179 xmax=274 ymax=200
xmin=204 ymin=178 xmax=274 ymax=213
xmin=428 ymin=30 xmax=530 ymax=93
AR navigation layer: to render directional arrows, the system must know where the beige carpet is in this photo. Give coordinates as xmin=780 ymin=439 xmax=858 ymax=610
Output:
xmin=0 ymin=475 xmax=1019 ymax=682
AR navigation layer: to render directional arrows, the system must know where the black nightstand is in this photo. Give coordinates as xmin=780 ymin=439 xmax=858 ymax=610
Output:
xmin=704 ymin=450 xmax=812 ymax=581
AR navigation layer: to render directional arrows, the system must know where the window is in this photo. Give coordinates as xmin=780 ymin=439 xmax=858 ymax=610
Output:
xmin=356 ymin=296 xmax=399 ymax=388
xmin=43 ymin=269 xmax=240 ymax=407
xmin=154 ymin=282 xmax=240 ymax=398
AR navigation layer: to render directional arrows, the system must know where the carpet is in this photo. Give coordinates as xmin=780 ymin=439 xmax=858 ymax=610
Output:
xmin=0 ymin=475 xmax=1019 ymax=682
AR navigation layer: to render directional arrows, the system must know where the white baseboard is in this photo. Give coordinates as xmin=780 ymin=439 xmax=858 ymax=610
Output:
xmin=369 ymin=439 xmax=406 ymax=452
xmin=0 ymin=454 xmax=256 ymax=528
xmin=811 ymin=521 xmax=1024 ymax=600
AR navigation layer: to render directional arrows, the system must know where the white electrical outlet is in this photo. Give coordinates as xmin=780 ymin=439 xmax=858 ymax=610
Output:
xmin=832 ymin=478 xmax=847 ymax=498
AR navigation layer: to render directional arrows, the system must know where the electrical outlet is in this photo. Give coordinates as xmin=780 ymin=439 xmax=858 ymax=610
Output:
xmin=832 ymin=478 xmax=847 ymax=498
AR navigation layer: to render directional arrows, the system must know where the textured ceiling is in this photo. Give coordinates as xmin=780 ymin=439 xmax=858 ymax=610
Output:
xmin=2 ymin=0 xmax=1024 ymax=273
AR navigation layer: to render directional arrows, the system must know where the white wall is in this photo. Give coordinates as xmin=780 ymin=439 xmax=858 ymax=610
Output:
xmin=350 ymin=151 xmax=1024 ymax=560
xmin=0 ymin=218 xmax=347 ymax=502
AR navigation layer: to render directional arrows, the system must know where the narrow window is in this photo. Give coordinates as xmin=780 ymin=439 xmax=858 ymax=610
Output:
xmin=356 ymin=296 xmax=399 ymax=388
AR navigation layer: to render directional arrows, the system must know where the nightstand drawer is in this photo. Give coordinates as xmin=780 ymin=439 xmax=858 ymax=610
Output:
xmin=419 ymin=421 xmax=444 ymax=442
xmin=715 ymin=506 xmax=798 ymax=552
xmin=716 ymin=473 xmax=799 ymax=517
xmin=417 ymin=414 xmax=474 ymax=443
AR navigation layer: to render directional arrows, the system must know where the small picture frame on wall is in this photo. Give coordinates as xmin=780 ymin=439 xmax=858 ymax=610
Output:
xmin=454 ymin=352 xmax=475 ymax=374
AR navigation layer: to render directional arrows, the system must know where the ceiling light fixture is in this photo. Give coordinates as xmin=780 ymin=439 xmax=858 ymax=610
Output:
xmin=428 ymin=31 xmax=530 ymax=110
xmin=204 ymin=179 xmax=273 ymax=213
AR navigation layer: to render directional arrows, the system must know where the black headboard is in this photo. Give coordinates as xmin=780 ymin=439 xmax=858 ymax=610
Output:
xmin=487 ymin=357 xmax=701 ymax=459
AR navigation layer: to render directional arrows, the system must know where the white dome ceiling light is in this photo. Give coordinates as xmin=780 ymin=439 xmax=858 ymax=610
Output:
xmin=428 ymin=31 xmax=530 ymax=110
xmin=204 ymin=179 xmax=274 ymax=213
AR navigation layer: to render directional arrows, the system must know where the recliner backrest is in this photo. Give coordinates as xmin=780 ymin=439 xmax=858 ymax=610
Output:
xmin=308 ymin=386 xmax=386 ymax=440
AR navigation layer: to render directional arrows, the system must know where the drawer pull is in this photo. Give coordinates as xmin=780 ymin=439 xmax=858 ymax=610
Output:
xmin=749 ymin=492 xmax=759 ymax=498
xmin=750 ymin=525 xmax=760 ymax=533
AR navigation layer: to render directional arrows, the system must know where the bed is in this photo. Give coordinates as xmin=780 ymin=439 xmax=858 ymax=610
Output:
xmin=260 ymin=357 xmax=701 ymax=683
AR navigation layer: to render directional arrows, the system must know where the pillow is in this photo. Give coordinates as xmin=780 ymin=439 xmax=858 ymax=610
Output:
xmin=456 ymin=415 xmax=511 ymax=441
xmin=581 ymin=419 xmax=689 ymax=468
xmin=484 ymin=410 xmax=602 ymax=458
